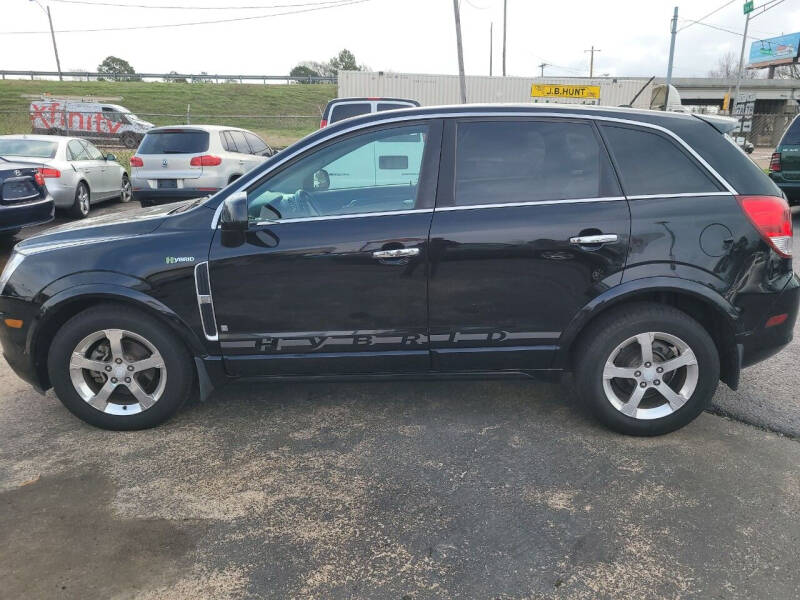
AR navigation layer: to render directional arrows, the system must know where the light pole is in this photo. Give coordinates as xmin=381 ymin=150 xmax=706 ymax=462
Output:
xmin=664 ymin=6 xmax=678 ymax=111
xmin=30 ymin=0 xmax=62 ymax=81
xmin=453 ymin=0 xmax=467 ymax=103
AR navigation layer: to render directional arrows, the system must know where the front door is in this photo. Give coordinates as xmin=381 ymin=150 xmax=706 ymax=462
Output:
xmin=209 ymin=120 xmax=442 ymax=377
xmin=428 ymin=117 xmax=630 ymax=371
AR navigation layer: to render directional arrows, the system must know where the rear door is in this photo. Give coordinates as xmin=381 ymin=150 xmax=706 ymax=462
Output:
xmin=778 ymin=116 xmax=800 ymax=178
xmin=82 ymin=140 xmax=115 ymax=199
xmin=227 ymin=130 xmax=262 ymax=173
xmin=428 ymin=117 xmax=630 ymax=371
xmin=136 ymin=129 xmax=209 ymax=188
xmin=67 ymin=139 xmax=100 ymax=199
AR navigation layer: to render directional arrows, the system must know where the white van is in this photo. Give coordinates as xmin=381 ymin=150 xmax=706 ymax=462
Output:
xmin=30 ymin=98 xmax=154 ymax=148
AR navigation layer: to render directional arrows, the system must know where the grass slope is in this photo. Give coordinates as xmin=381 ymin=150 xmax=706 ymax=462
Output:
xmin=0 ymin=80 xmax=337 ymax=147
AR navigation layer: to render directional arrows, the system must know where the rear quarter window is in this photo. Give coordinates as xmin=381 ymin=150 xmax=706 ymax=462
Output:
xmin=781 ymin=115 xmax=800 ymax=145
xmin=138 ymin=130 xmax=210 ymax=154
xmin=600 ymin=125 xmax=720 ymax=196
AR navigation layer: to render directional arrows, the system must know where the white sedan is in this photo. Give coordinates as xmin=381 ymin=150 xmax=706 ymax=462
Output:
xmin=0 ymin=134 xmax=131 ymax=218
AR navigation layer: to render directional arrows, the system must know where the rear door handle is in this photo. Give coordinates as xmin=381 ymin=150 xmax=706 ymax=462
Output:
xmin=569 ymin=234 xmax=618 ymax=245
xmin=372 ymin=248 xmax=420 ymax=259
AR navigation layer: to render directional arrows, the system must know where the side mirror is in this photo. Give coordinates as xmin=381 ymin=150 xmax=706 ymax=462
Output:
xmin=105 ymin=153 xmax=117 ymax=162
xmin=220 ymin=191 xmax=248 ymax=231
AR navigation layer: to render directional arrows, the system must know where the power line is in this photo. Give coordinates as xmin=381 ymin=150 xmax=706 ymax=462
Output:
xmin=46 ymin=0 xmax=351 ymax=10
xmin=1 ymin=0 xmax=372 ymax=34
xmin=677 ymin=0 xmax=736 ymax=32
xmin=678 ymin=18 xmax=778 ymax=40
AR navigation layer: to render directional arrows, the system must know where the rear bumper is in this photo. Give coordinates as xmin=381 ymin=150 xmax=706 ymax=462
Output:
xmin=738 ymin=273 xmax=800 ymax=368
xmin=133 ymin=189 xmax=213 ymax=206
xmin=768 ymin=176 xmax=800 ymax=203
xmin=0 ymin=196 xmax=54 ymax=232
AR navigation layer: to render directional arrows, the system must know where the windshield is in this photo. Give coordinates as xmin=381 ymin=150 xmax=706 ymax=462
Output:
xmin=0 ymin=139 xmax=58 ymax=158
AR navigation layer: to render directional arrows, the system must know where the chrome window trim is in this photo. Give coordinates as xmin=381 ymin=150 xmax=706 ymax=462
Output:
xmin=254 ymin=208 xmax=432 ymax=226
xmin=210 ymin=110 xmax=738 ymax=229
xmin=194 ymin=261 xmax=218 ymax=342
xmin=626 ymin=191 xmax=733 ymax=200
xmin=435 ymin=196 xmax=626 ymax=212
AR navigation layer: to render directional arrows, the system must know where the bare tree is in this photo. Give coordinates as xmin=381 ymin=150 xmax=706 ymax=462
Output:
xmin=707 ymin=51 xmax=761 ymax=79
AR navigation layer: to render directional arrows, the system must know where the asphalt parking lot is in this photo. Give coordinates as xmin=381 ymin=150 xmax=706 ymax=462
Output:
xmin=2 ymin=201 xmax=800 ymax=598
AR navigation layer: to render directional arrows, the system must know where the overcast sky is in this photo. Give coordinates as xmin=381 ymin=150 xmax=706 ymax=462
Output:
xmin=1 ymin=0 xmax=798 ymax=79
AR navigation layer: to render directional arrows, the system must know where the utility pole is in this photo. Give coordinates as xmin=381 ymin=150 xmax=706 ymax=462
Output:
xmin=502 ymin=0 xmax=507 ymax=76
xmin=664 ymin=6 xmax=678 ymax=111
xmin=31 ymin=1 xmax=62 ymax=81
xmin=584 ymin=46 xmax=601 ymax=78
xmin=489 ymin=22 xmax=493 ymax=76
xmin=453 ymin=0 xmax=467 ymax=103
xmin=538 ymin=62 xmax=549 ymax=77
xmin=733 ymin=10 xmax=751 ymax=111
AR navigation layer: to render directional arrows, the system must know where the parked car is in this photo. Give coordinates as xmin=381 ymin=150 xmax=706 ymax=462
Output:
xmin=0 ymin=104 xmax=797 ymax=435
xmin=130 ymin=125 xmax=274 ymax=207
xmin=30 ymin=98 xmax=153 ymax=148
xmin=0 ymin=135 xmax=131 ymax=218
xmin=0 ymin=157 xmax=54 ymax=237
xmin=769 ymin=113 xmax=800 ymax=204
xmin=320 ymin=97 xmax=420 ymax=127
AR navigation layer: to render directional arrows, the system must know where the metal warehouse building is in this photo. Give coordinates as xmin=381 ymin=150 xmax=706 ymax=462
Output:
xmin=338 ymin=71 xmax=654 ymax=109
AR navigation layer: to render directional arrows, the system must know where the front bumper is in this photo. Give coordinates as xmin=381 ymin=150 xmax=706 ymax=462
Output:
xmin=0 ymin=196 xmax=54 ymax=232
xmin=0 ymin=296 xmax=44 ymax=391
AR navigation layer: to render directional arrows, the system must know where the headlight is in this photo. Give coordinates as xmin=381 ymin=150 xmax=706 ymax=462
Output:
xmin=0 ymin=250 xmax=25 ymax=295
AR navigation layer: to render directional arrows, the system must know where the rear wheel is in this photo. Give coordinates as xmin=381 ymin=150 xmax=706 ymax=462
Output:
xmin=48 ymin=305 xmax=194 ymax=430
xmin=574 ymin=303 xmax=720 ymax=436
xmin=70 ymin=182 xmax=90 ymax=218
xmin=119 ymin=174 xmax=132 ymax=203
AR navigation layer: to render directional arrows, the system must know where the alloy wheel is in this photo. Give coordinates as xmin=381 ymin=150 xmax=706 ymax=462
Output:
xmin=77 ymin=185 xmax=90 ymax=215
xmin=601 ymin=331 xmax=699 ymax=420
xmin=68 ymin=328 xmax=167 ymax=415
xmin=120 ymin=177 xmax=132 ymax=202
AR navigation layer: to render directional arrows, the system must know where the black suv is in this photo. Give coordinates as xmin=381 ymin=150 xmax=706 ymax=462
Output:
xmin=0 ymin=105 xmax=796 ymax=435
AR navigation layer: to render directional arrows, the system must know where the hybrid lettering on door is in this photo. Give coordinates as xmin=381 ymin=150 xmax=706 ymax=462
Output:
xmin=530 ymin=84 xmax=601 ymax=100
xmin=30 ymin=102 xmax=124 ymax=135
xmin=220 ymin=330 xmax=561 ymax=354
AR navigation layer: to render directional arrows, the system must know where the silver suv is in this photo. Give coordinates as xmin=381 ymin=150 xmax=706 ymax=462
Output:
xmin=130 ymin=125 xmax=273 ymax=206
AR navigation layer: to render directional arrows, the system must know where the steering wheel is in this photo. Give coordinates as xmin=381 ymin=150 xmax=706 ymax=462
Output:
xmin=295 ymin=189 xmax=321 ymax=217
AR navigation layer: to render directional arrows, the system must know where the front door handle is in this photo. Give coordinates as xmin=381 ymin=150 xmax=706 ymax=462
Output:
xmin=569 ymin=234 xmax=618 ymax=245
xmin=372 ymin=248 xmax=420 ymax=259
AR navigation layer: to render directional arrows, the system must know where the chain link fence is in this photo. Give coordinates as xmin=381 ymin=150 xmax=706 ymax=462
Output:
xmin=0 ymin=108 xmax=320 ymax=152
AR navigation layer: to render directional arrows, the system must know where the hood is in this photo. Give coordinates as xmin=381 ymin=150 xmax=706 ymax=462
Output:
xmin=15 ymin=202 xmax=182 ymax=255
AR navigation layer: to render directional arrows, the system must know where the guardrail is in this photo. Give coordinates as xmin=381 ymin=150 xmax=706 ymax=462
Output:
xmin=0 ymin=70 xmax=337 ymax=84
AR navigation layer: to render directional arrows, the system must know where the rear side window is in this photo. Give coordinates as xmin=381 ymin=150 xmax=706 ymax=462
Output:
xmin=454 ymin=120 xmax=620 ymax=206
xmin=781 ymin=116 xmax=800 ymax=145
xmin=138 ymin=130 xmax=210 ymax=155
xmin=377 ymin=102 xmax=413 ymax=112
xmin=244 ymin=132 xmax=269 ymax=154
xmin=226 ymin=131 xmax=248 ymax=153
xmin=67 ymin=139 xmax=89 ymax=160
xmin=329 ymin=102 xmax=371 ymax=123
xmin=600 ymin=125 xmax=720 ymax=196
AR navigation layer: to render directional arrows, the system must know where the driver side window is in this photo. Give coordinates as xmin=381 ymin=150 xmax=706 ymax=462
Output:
xmin=247 ymin=123 xmax=429 ymax=222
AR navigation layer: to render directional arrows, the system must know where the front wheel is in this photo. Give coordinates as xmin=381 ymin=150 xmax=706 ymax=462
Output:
xmin=574 ymin=303 xmax=720 ymax=436
xmin=48 ymin=305 xmax=194 ymax=430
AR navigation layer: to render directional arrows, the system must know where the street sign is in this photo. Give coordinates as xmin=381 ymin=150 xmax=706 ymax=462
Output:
xmin=744 ymin=1 xmax=754 ymax=14
xmin=531 ymin=84 xmax=600 ymax=100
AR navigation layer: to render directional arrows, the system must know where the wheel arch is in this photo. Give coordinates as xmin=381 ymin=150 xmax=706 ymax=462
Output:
xmin=30 ymin=285 xmax=206 ymax=390
xmin=557 ymin=277 xmax=741 ymax=389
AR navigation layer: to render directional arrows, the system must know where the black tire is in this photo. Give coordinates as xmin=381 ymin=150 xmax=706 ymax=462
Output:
xmin=47 ymin=304 xmax=194 ymax=430
xmin=574 ymin=302 xmax=720 ymax=436
xmin=70 ymin=182 xmax=91 ymax=219
xmin=119 ymin=174 xmax=132 ymax=203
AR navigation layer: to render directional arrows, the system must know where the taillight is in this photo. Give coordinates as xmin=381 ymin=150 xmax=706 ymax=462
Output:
xmin=34 ymin=171 xmax=44 ymax=186
xmin=769 ymin=152 xmax=781 ymax=172
xmin=737 ymin=195 xmax=793 ymax=258
xmin=37 ymin=167 xmax=60 ymax=178
xmin=190 ymin=154 xmax=222 ymax=167
xmin=319 ymin=119 xmax=328 ymax=128
xmin=130 ymin=156 xmax=143 ymax=167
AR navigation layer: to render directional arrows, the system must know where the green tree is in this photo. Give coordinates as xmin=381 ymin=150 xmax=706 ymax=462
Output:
xmin=290 ymin=64 xmax=320 ymax=82
xmin=165 ymin=70 xmax=189 ymax=83
xmin=328 ymin=49 xmax=361 ymax=74
xmin=97 ymin=56 xmax=139 ymax=81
